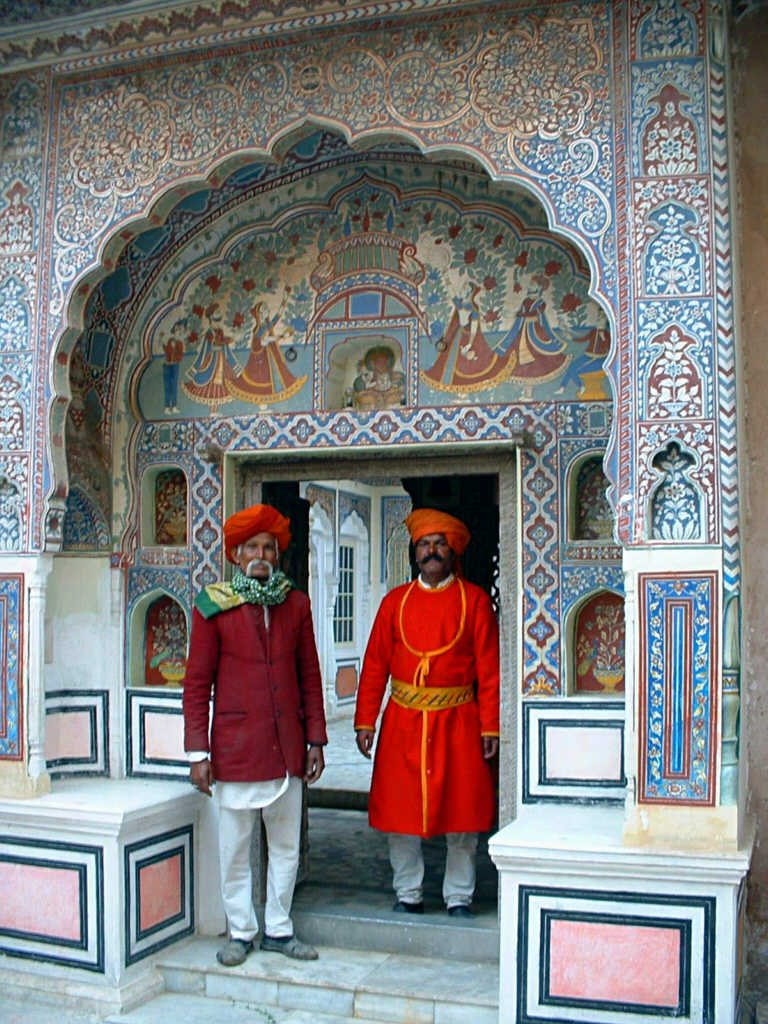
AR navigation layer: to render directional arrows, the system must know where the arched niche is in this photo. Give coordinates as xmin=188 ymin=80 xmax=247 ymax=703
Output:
xmin=566 ymin=590 xmax=626 ymax=696
xmin=649 ymin=441 xmax=705 ymax=541
xmin=140 ymin=465 xmax=188 ymax=548
xmin=567 ymin=451 xmax=614 ymax=543
xmin=327 ymin=333 xmax=407 ymax=412
xmin=128 ymin=588 xmax=189 ymax=689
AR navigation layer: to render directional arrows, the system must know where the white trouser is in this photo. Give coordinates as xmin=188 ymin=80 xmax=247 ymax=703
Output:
xmin=388 ymin=831 xmax=478 ymax=908
xmin=217 ymin=776 xmax=302 ymax=940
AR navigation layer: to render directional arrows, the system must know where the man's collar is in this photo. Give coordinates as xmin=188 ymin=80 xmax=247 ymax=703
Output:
xmin=417 ymin=573 xmax=455 ymax=591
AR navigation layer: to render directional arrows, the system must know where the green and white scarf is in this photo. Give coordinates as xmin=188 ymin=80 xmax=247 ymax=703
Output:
xmin=230 ymin=567 xmax=293 ymax=606
xmin=195 ymin=568 xmax=293 ymax=619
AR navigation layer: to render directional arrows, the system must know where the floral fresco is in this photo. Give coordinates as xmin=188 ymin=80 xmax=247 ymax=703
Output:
xmin=134 ymin=159 xmax=609 ymax=418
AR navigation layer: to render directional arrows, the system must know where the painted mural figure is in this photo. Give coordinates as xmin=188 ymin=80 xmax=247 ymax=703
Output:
xmin=162 ymin=320 xmax=185 ymax=414
xmin=555 ymin=324 xmax=610 ymax=397
xmin=227 ymin=301 xmax=306 ymax=404
xmin=351 ymin=345 xmax=405 ymax=410
xmin=422 ymin=286 xmax=513 ymax=393
xmin=495 ymin=275 xmax=570 ymax=383
xmin=182 ymin=302 xmax=242 ymax=410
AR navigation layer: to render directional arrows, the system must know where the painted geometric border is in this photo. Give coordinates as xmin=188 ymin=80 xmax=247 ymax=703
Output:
xmin=124 ymin=825 xmax=194 ymax=965
xmin=517 ymin=885 xmax=716 ymax=1024
xmin=126 ymin=688 xmax=187 ymax=780
xmin=0 ymin=835 xmax=104 ymax=972
xmin=522 ymin=701 xmax=626 ymax=805
xmin=638 ymin=572 xmax=719 ymax=805
xmin=45 ymin=689 xmax=109 ymax=776
xmin=0 ymin=574 xmax=23 ymax=760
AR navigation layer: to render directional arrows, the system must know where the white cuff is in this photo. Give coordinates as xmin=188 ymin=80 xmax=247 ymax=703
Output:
xmin=187 ymin=751 xmax=209 ymax=763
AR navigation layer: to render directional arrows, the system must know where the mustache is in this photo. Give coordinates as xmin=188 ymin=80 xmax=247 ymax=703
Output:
xmin=245 ymin=559 xmax=274 ymax=579
xmin=418 ymin=553 xmax=444 ymax=565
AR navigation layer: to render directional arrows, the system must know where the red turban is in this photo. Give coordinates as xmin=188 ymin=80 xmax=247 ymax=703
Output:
xmin=223 ymin=504 xmax=292 ymax=563
xmin=405 ymin=508 xmax=471 ymax=555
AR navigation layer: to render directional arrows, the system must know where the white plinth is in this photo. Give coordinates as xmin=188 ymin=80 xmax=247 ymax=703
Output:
xmin=0 ymin=778 xmax=222 ymax=1014
xmin=490 ymin=805 xmax=753 ymax=1024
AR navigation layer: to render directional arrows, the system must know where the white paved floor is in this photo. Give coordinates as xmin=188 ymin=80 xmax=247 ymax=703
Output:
xmin=315 ymin=712 xmax=372 ymax=793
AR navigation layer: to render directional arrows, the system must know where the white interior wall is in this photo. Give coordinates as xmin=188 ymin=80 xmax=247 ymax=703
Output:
xmin=44 ymin=555 xmax=124 ymax=776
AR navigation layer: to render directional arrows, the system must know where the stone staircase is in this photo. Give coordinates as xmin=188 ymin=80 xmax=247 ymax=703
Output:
xmin=104 ymin=934 xmax=498 ymax=1024
xmin=101 ymin=852 xmax=500 ymax=1024
xmin=118 ymin=805 xmax=500 ymax=1023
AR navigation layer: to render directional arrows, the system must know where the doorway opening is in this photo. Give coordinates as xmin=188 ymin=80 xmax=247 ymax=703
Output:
xmin=232 ymin=448 xmax=519 ymax=935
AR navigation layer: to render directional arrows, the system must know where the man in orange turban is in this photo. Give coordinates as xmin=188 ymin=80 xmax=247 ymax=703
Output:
xmin=183 ymin=503 xmax=327 ymax=965
xmin=354 ymin=508 xmax=499 ymax=918
xmin=223 ymin=503 xmax=293 ymax=564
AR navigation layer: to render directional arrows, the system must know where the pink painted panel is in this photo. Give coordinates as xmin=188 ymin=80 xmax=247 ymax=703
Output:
xmin=0 ymin=862 xmax=82 ymax=940
xmin=139 ymin=853 xmax=182 ymax=932
xmin=143 ymin=711 xmax=184 ymax=759
xmin=45 ymin=709 xmax=91 ymax=760
xmin=548 ymin=918 xmax=680 ymax=1006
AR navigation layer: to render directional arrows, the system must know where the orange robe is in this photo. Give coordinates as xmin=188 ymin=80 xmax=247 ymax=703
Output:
xmin=355 ymin=577 xmax=499 ymax=838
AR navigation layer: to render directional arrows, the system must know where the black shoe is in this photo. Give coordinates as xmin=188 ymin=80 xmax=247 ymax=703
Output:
xmin=447 ymin=905 xmax=474 ymax=919
xmin=392 ymin=900 xmax=424 ymax=914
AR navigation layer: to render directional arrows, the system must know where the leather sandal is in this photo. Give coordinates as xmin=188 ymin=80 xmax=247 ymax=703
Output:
xmin=259 ymin=933 xmax=319 ymax=960
xmin=216 ymin=937 xmax=253 ymax=966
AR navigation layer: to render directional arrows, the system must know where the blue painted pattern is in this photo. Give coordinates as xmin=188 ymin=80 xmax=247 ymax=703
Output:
xmin=639 ymin=571 xmax=718 ymax=804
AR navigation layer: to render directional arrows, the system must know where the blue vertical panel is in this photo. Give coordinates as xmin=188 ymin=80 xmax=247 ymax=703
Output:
xmin=0 ymin=574 xmax=23 ymax=760
xmin=639 ymin=572 xmax=718 ymax=804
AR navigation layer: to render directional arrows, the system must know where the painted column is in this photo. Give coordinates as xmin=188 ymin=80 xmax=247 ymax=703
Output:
xmin=0 ymin=557 xmax=52 ymax=797
xmin=623 ymin=549 xmax=736 ymax=844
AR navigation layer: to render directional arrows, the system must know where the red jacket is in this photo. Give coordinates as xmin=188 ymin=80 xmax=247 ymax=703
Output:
xmin=183 ymin=590 xmax=327 ymax=782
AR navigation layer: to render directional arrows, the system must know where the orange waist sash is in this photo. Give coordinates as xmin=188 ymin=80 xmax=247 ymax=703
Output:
xmin=390 ymin=678 xmax=474 ymax=711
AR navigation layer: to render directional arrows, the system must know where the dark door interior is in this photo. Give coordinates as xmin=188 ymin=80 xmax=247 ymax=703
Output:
xmin=261 ymin=480 xmax=311 ymax=593
xmin=401 ymin=473 xmax=499 ymax=607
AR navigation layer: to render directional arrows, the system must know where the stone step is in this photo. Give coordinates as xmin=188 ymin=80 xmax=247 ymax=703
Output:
xmin=154 ymin=936 xmax=499 ymax=1024
xmin=291 ymin=885 xmax=499 ymax=962
xmin=104 ymin=990 xmax=384 ymax=1024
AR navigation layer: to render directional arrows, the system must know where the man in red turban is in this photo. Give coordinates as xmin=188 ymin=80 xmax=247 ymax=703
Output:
xmin=354 ymin=508 xmax=499 ymax=918
xmin=183 ymin=503 xmax=327 ymax=965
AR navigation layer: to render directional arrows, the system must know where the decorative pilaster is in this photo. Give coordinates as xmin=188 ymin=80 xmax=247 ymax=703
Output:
xmin=622 ymin=549 xmax=737 ymax=847
xmin=0 ymin=557 xmax=52 ymax=798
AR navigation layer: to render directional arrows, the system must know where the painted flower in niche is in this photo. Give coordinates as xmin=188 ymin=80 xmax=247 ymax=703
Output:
xmin=577 ymin=598 xmax=626 ymax=688
xmin=148 ymin=601 xmax=187 ymax=670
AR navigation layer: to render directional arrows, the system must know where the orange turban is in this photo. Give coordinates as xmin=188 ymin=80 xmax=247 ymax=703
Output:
xmin=405 ymin=508 xmax=471 ymax=555
xmin=223 ymin=504 xmax=292 ymax=563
